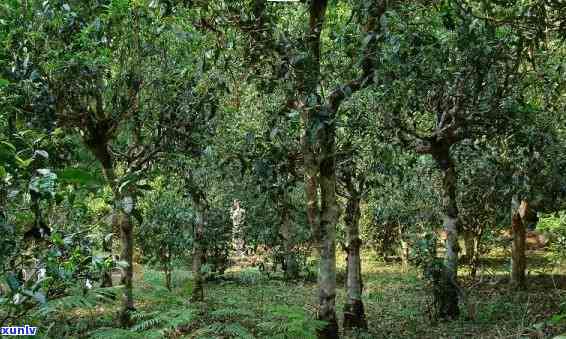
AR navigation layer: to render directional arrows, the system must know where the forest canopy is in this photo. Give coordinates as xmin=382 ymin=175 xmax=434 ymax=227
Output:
xmin=1 ymin=0 xmax=566 ymax=338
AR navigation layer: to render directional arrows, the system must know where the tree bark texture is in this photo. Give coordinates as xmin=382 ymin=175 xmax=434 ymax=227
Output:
xmin=343 ymin=195 xmax=367 ymax=330
xmin=317 ymin=123 xmax=339 ymax=338
xmin=303 ymin=134 xmax=321 ymax=258
xmin=88 ymin=143 xmax=115 ymax=288
xmin=118 ymin=205 xmax=134 ymax=326
xmin=89 ymin=143 xmax=136 ymax=327
xmin=300 ymin=0 xmax=386 ymax=336
xmin=304 ymin=1 xmax=340 ymax=336
xmin=433 ymin=145 xmax=460 ymax=320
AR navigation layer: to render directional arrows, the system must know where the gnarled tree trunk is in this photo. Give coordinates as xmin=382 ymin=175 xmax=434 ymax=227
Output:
xmin=301 ymin=1 xmax=338 ymax=336
xmin=88 ymin=143 xmax=115 ymax=288
xmin=433 ymin=145 xmax=460 ymax=320
xmin=302 ymin=131 xmax=321 ymax=258
xmin=118 ymin=196 xmax=135 ymax=326
xmin=343 ymin=194 xmax=367 ymax=330
xmin=92 ymin=142 xmax=136 ymax=326
xmin=317 ymin=124 xmax=339 ymax=338
xmin=297 ymin=0 xmax=385 ymax=335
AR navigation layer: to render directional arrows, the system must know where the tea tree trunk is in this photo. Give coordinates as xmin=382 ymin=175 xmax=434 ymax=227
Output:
xmin=399 ymin=224 xmax=410 ymax=271
xmin=433 ymin=145 xmax=460 ymax=319
xmin=511 ymin=198 xmax=527 ymax=289
xmin=191 ymin=197 xmax=206 ymax=301
xmin=164 ymin=246 xmax=172 ymax=291
xmin=93 ymin=145 xmax=137 ymax=327
xmin=299 ymin=0 xmax=385 ymax=336
xmin=101 ymin=234 xmax=113 ymax=287
xmin=118 ymin=199 xmax=135 ymax=326
xmin=89 ymin=143 xmax=115 ymax=288
xmin=317 ymin=125 xmax=339 ymax=338
xmin=302 ymin=132 xmax=321 ymax=257
xmin=302 ymin=0 xmax=340 ymax=336
xmin=343 ymin=195 xmax=367 ymax=330
xmin=469 ymin=231 xmax=482 ymax=279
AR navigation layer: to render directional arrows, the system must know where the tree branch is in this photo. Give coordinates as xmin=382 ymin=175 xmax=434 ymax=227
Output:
xmin=326 ymin=0 xmax=387 ymax=113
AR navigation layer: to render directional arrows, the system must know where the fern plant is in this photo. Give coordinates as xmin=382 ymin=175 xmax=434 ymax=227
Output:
xmin=32 ymin=286 xmax=119 ymax=317
xmin=191 ymin=322 xmax=255 ymax=339
xmin=129 ymin=308 xmax=197 ymax=335
xmin=257 ymin=305 xmax=325 ymax=339
xmin=209 ymin=307 xmax=255 ymax=321
xmin=130 ymin=311 xmax=163 ymax=332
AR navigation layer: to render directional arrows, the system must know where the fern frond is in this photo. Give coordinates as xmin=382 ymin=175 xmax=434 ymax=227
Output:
xmin=131 ymin=316 xmax=163 ymax=332
xmin=160 ymin=308 xmax=196 ymax=331
xmin=34 ymin=294 xmax=93 ymax=317
xmin=257 ymin=305 xmax=323 ymax=339
xmin=130 ymin=308 xmax=197 ymax=334
xmin=210 ymin=307 xmax=255 ymax=321
xmin=221 ymin=322 xmax=255 ymax=339
xmin=192 ymin=322 xmax=255 ymax=338
xmin=131 ymin=310 xmax=159 ymax=321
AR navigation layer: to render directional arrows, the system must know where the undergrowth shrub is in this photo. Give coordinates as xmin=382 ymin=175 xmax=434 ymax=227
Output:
xmin=238 ymin=267 xmax=268 ymax=285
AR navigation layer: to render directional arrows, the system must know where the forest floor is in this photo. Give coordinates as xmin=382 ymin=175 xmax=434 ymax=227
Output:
xmin=41 ymin=250 xmax=566 ymax=338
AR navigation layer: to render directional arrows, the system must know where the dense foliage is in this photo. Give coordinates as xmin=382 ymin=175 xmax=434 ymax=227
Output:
xmin=1 ymin=0 xmax=565 ymax=338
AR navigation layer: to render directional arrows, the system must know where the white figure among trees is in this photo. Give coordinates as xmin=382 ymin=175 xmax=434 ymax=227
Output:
xmin=230 ymin=199 xmax=246 ymax=256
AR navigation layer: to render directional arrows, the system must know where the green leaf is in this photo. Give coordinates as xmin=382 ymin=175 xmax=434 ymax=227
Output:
xmin=51 ymin=232 xmax=64 ymax=246
xmin=15 ymin=155 xmax=33 ymax=168
xmin=0 ymin=141 xmax=16 ymax=153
